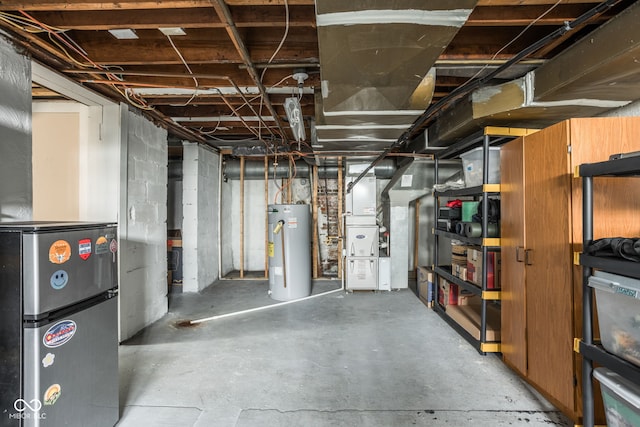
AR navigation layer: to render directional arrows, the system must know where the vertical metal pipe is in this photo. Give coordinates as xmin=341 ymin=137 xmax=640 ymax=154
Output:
xmin=433 ymin=157 xmax=439 ymax=270
xmin=312 ymin=165 xmax=319 ymax=279
xmin=337 ymin=157 xmax=344 ymax=280
xmin=264 ymin=156 xmax=269 ymax=279
xmin=240 ymin=156 xmax=245 ymax=279
xmin=287 ymin=160 xmax=293 ymax=204
xmin=414 ymin=199 xmax=420 ymax=270
xmin=582 ymin=175 xmax=594 ymax=427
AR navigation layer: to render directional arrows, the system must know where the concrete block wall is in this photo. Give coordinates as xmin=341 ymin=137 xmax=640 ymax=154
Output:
xmin=182 ymin=143 xmax=219 ymax=292
xmin=0 ymin=36 xmax=32 ymax=220
xmin=119 ymin=107 xmax=168 ymax=341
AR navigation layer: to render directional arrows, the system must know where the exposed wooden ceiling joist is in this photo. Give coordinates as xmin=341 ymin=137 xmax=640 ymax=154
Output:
xmin=0 ymin=0 xmax=634 ymax=153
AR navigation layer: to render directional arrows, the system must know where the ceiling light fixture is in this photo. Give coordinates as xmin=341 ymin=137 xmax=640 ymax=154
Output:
xmin=284 ymin=97 xmax=306 ymax=142
xmin=159 ymin=27 xmax=187 ymax=36
xmin=108 ymin=29 xmax=138 ymax=40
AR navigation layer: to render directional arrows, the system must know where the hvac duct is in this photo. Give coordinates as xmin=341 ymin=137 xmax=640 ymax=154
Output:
xmin=420 ymin=0 xmax=640 ymax=147
xmin=223 ymin=158 xmax=397 ymax=180
xmin=314 ymin=0 xmax=476 ymax=152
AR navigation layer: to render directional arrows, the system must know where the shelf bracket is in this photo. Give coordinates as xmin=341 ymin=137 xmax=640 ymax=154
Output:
xmin=480 ymin=342 xmax=501 ymax=353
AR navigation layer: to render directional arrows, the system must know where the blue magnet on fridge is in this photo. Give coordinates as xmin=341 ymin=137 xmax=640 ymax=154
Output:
xmin=50 ymin=270 xmax=68 ymax=290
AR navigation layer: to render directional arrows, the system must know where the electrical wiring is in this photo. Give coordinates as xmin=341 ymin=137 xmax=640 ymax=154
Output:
xmin=47 ymin=32 xmax=89 ymax=68
xmin=0 ymin=11 xmax=65 ymax=33
xmin=165 ymin=34 xmax=199 ymax=107
xmin=273 ymin=153 xmax=298 ymax=204
xmin=194 ymin=120 xmax=223 ymax=136
xmin=259 ymin=0 xmax=290 ymax=143
xmin=18 ymin=10 xmax=154 ymax=111
xmin=465 ymin=0 xmax=564 ymax=84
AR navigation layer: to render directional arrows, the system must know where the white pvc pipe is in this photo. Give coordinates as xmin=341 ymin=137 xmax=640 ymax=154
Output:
xmin=189 ymin=287 xmax=344 ymax=325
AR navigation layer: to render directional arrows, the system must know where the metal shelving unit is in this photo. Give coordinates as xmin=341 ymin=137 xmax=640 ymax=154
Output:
xmin=578 ymin=156 xmax=640 ymax=427
xmin=432 ymin=127 xmax=531 ymax=355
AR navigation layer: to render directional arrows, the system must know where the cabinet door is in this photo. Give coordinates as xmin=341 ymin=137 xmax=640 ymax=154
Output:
xmin=500 ymin=137 xmax=527 ymax=376
xmin=523 ymin=123 xmax=575 ymax=414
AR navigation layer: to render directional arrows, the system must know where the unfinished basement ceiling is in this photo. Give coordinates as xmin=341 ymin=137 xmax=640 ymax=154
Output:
xmin=1 ymin=0 xmax=638 ymax=158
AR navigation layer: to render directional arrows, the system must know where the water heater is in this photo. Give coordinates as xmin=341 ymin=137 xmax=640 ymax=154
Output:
xmin=267 ymin=204 xmax=311 ymax=301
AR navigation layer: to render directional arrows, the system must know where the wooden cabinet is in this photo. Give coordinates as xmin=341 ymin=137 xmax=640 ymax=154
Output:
xmin=500 ymin=117 xmax=640 ymax=423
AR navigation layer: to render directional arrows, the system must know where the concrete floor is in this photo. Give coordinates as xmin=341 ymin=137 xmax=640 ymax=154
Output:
xmin=116 ymin=280 xmax=571 ymax=427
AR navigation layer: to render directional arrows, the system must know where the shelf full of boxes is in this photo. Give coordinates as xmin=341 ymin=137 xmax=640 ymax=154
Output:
xmin=428 ymin=127 xmax=534 ymax=355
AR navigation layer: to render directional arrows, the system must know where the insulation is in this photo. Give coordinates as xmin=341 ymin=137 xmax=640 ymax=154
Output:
xmin=425 ymin=0 xmax=640 ymax=147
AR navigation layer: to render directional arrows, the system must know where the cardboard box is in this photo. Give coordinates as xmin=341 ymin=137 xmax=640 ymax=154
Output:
xmin=466 ymin=248 xmax=500 ymax=289
xmin=446 ymin=297 xmax=501 ymax=341
xmin=438 ymin=278 xmax=459 ymax=306
xmin=457 ymin=290 xmax=475 ymax=306
xmin=452 ymin=263 xmax=467 ymax=281
xmin=452 ymin=244 xmax=469 ymax=256
xmin=417 ymin=267 xmax=434 ymax=307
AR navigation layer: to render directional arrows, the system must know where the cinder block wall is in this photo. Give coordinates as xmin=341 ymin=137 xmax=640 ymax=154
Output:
xmin=119 ymin=108 xmax=168 ymax=341
xmin=182 ymin=143 xmax=219 ymax=292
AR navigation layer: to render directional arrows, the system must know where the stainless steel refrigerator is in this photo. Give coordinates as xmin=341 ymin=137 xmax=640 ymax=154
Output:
xmin=0 ymin=222 xmax=119 ymax=427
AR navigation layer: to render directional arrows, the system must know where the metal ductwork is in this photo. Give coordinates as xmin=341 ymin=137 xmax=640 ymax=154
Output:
xmin=423 ymin=0 xmax=640 ymax=147
xmin=314 ymin=0 xmax=477 ymax=152
xmin=223 ymin=158 xmax=397 ymax=180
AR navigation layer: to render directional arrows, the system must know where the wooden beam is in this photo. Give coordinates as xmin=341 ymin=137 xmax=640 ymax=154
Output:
xmin=226 ymin=0 xmax=314 ymax=4
xmin=0 ymin=1 xmax=214 ymax=11
xmin=25 ymin=6 xmax=315 ymax=30
xmin=477 ymin=0 xmax=601 ymax=5
xmin=312 ymin=165 xmax=319 ymax=279
xmin=467 ymin=5 xmax=601 ymax=27
xmin=240 ymin=156 xmax=245 ymax=279
xmin=69 ymin=36 xmax=317 ymax=65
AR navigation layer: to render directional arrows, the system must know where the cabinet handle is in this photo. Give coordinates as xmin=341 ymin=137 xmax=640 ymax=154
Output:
xmin=516 ymin=246 xmax=525 ymax=263
xmin=525 ymin=249 xmax=533 ymax=265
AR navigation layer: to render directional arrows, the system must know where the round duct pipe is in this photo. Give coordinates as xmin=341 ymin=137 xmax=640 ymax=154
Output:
xmin=223 ymin=159 xmax=397 ymax=180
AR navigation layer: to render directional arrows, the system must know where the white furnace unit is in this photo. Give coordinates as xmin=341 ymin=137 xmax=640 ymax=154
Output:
xmin=267 ymin=204 xmax=311 ymax=301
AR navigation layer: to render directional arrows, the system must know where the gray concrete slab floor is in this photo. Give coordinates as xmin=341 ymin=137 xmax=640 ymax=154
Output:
xmin=116 ymin=279 xmax=572 ymax=427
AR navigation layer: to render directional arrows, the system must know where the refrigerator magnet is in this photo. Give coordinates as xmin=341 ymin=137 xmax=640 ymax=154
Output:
xmin=49 ymin=240 xmax=71 ymax=264
xmin=50 ymin=270 xmax=68 ymax=290
xmin=42 ymin=353 xmax=55 ymax=368
xmin=43 ymin=384 xmax=61 ymax=406
xmin=43 ymin=320 xmax=77 ymax=348
xmin=95 ymin=236 xmax=109 ymax=254
xmin=109 ymin=239 xmax=118 ymax=253
xmin=78 ymin=238 xmax=92 ymax=260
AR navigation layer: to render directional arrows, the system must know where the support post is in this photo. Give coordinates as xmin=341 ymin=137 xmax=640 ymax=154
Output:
xmin=337 ymin=157 xmax=344 ymax=280
xmin=240 ymin=156 xmax=245 ymax=279
xmin=312 ymin=165 xmax=319 ymax=279
xmin=264 ymin=156 xmax=269 ymax=279
xmin=414 ymin=199 xmax=420 ymax=269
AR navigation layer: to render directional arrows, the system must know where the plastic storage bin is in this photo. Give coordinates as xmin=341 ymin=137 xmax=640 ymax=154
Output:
xmin=589 ymin=271 xmax=640 ymax=366
xmin=594 ymin=367 xmax=640 ymax=427
xmin=460 ymin=146 xmax=501 ymax=187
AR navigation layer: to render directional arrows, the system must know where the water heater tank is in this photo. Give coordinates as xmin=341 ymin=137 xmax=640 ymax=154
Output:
xmin=267 ymin=204 xmax=311 ymax=301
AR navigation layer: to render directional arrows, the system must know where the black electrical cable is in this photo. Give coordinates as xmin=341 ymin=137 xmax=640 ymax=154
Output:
xmin=346 ymin=0 xmax=624 ymax=193
xmin=400 ymin=0 xmax=624 ymax=143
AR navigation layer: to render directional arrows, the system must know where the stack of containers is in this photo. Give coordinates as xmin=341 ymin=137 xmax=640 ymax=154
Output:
xmin=589 ymin=270 xmax=640 ymax=425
